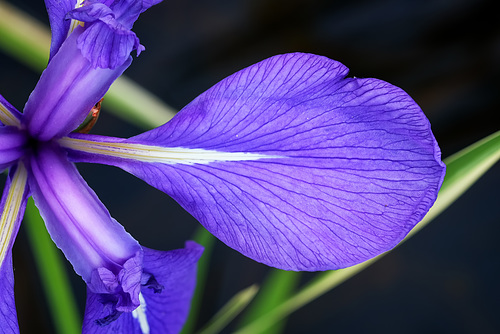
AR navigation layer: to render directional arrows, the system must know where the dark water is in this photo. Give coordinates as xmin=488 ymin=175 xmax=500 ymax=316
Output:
xmin=1 ymin=0 xmax=499 ymax=333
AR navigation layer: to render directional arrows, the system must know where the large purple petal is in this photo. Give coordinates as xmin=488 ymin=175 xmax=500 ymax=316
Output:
xmin=0 ymin=164 xmax=29 ymax=334
xmin=82 ymin=242 xmax=203 ymax=334
xmin=22 ymin=27 xmax=131 ymax=140
xmin=27 ymin=142 xmax=143 ymax=307
xmin=63 ymin=53 xmax=446 ymax=271
xmin=44 ymin=0 xmax=77 ymax=60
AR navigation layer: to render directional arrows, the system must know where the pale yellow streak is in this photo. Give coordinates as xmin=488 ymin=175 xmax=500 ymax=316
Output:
xmin=0 ymin=163 xmax=28 ymax=267
xmin=59 ymin=137 xmax=279 ymax=165
xmin=0 ymin=102 xmax=20 ymax=127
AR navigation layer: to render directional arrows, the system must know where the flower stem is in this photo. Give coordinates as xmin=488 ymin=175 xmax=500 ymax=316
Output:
xmin=24 ymin=198 xmax=81 ymax=334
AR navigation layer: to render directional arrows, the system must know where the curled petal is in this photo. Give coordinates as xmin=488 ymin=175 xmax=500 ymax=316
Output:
xmin=64 ymin=53 xmax=446 ymax=271
xmin=27 ymin=142 xmax=143 ymax=310
xmin=67 ymin=1 xmax=144 ymax=68
xmin=76 ymin=18 xmax=142 ymax=69
xmin=22 ymin=27 xmax=131 ymax=140
xmin=82 ymin=242 xmax=203 ymax=333
xmin=0 ymin=164 xmax=29 ymax=334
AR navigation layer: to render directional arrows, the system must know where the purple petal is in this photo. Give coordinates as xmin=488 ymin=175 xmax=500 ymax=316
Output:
xmin=66 ymin=2 xmax=114 ymax=23
xmin=76 ymin=18 xmax=141 ymax=69
xmin=67 ymin=1 xmax=143 ymax=68
xmin=64 ymin=53 xmax=446 ymax=270
xmin=82 ymin=241 xmax=203 ymax=334
xmin=27 ymin=141 xmax=143 ymax=306
xmin=44 ymin=0 xmax=77 ymax=60
xmin=22 ymin=27 xmax=131 ymax=141
xmin=0 ymin=165 xmax=29 ymax=334
xmin=0 ymin=127 xmax=27 ymax=171
xmin=0 ymin=249 xmax=19 ymax=334
xmin=0 ymin=95 xmax=22 ymax=127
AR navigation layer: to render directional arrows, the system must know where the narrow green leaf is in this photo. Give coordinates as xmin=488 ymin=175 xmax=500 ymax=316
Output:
xmin=0 ymin=1 xmax=176 ymax=128
xmin=196 ymin=285 xmax=259 ymax=334
xmin=0 ymin=1 xmax=50 ymax=71
xmin=238 ymin=269 xmax=300 ymax=334
xmin=234 ymin=130 xmax=500 ymax=334
xmin=181 ymin=227 xmax=216 ymax=334
xmin=24 ymin=198 xmax=81 ymax=334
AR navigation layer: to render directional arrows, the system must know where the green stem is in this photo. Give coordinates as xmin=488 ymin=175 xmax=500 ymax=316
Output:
xmin=24 ymin=198 xmax=81 ymax=334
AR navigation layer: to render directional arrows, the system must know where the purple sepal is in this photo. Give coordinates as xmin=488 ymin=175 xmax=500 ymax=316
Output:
xmin=67 ymin=53 xmax=446 ymax=271
xmin=67 ymin=0 xmax=149 ymax=69
xmin=44 ymin=0 xmax=77 ymax=60
xmin=27 ymin=142 xmax=142 ymax=288
xmin=82 ymin=241 xmax=203 ymax=334
xmin=0 ymin=249 xmax=19 ymax=334
xmin=0 ymin=166 xmax=29 ymax=334
xmin=22 ymin=27 xmax=131 ymax=141
xmin=0 ymin=127 xmax=27 ymax=171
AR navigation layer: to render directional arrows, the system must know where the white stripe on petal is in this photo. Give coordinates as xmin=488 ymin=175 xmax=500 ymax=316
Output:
xmin=59 ymin=137 xmax=282 ymax=165
xmin=132 ymin=293 xmax=150 ymax=334
xmin=0 ymin=163 xmax=27 ymax=267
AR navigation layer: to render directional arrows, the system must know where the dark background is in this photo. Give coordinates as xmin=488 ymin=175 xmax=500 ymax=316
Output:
xmin=1 ymin=0 xmax=499 ymax=333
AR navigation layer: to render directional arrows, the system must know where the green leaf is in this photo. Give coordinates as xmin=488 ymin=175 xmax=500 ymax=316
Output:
xmin=181 ymin=227 xmax=216 ymax=334
xmin=24 ymin=198 xmax=81 ymax=334
xmin=234 ymin=130 xmax=500 ymax=334
xmin=196 ymin=285 xmax=259 ymax=334
xmin=237 ymin=269 xmax=300 ymax=334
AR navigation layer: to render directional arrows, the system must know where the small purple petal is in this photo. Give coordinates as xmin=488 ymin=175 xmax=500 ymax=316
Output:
xmin=0 ymin=249 xmax=19 ymax=334
xmin=67 ymin=1 xmax=143 ymax=68
xmin=77 ymin=18 xmax=141 ymax=69
xmin=65 ymin=53 xmax=445 ymax=271
xmin=82 ymin=241 xmax=203 ymax=334
xmin=104 ymin=0 xmax=142 ymax=29
xmin=44 ymin=0 xmax=77 ymax=60
xmin=22 ymin=27 xmax=131 ymax=140
xmin=27 ymin=142 xmax=142 ymax=293
xmin=0 ymin=127 xmax=27 ymax=171
xmin=66 ymin=2 xmax=114 ymax=24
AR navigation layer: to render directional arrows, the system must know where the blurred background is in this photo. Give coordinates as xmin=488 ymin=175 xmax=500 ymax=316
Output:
xmin=1 ymin=0 xmax=499 ymax=333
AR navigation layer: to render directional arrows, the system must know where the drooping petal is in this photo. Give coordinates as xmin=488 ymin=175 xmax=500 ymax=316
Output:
xmin=0 ymin=127 xmax=27 ymax=171
xmin=66 ymin=0 xmax=147 ymax=69
xmin=44 ymin=0 xmax=78 ymax=60
xmin=0 ymin=95 xmax=21 ymax=127
xmin=75 ymin=15 xmax=142 ymax=69
xmin=82 ymin=242 xmax=203 ymax=334
xmin=63 ymin=53 xmax=446 ymax=271
xmin=0 ymin=164 xmax=29 ymax=334
xmin=22 ymin=27 xmax=131 ymax=141
xmin=27 ymin=142 xmax=143 ymax=311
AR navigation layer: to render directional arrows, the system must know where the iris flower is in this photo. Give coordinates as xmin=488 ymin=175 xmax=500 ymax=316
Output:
xmin=1 ymin=0 xmax=203 ymax=333
xmin=1 ymin=0 xmax=445 ymax=333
